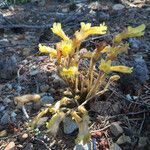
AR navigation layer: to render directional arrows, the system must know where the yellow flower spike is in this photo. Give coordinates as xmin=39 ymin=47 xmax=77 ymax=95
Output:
xmin=60 ymin=66 xmax=78 ymax=77
xmin=110 ymin=66 xmax=133 ymax=74
xmin=39 ymin=44 xmax=57 ymax=58
xmin=58 ymin=40 xmax=73 ymax=57
xmin=114 ymin=24 xmax=146 ymax=43
xmin=74 ymin=23 xmax=107 ymax=45
xmin=99 ymin=59 xmax=112 ymax=74
xmin=51 ymin=23 xmax=69 ymax=41
xmin=86 ymin=23 xmax=107 ymax=36
xmin=107 ymin=43 xmax=129 ymax=60
xmin=127 ymin=24 xmax=145 ymax=37
xmin=80 ymin=22 xmax=91 ymax=31
xmin=71 ymin=111 xmax=82 ymax=123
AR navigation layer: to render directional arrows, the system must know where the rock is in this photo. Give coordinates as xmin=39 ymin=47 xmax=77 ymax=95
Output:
xmin=1 ymin=112 xmax=11 ymax=125
xmin=23 ymin=143 xmax=34 ymax=150
xmin=73 ymin=142 xmax=92 ymax=150
xmin=113 ymin=4 xmax=125 ymax=11
xmin=40 ymin=84 xmax=50 ymax=92
xmin=110 ymin=122 xmax=123 ymax=137
xmin=0 ymin=55 xmax=18 ymax=82
xmin=52 ymin=73 xmax=66 ymax=87
xmin=4 ymin=141 xmax=16 ymax=150
xmin=110 ymin=143 xmax=122 ymax=150
xmin=10 ymin=112 xmax=17 ymax=122
xmin=22 ymin=48 xmax=30 ymax=57
xmin=0 ymin=130 xmax=7 ymax=137
xmin=40 ymin=95 xmax=54 ymax=105
xmin=116 ymin=134 xmax=131 ymax=145
xmin=138 ymin=137 xmax=148 ymax=148
xmin=0 ymin=103 xmax=5 ymax=112
xmin=62 ymin=8 xmax=69 ymax=13
xmin=129 ymin=38 xmax=141 ymax=49
xmin=30 ymin=68 xmax=41 ymax=76
xmin=96 ymin=11 xmax=110 ymax=21
xmin=63 ymin=116 xmax=78 ymax=134
xmin=19 ymin=133 xmax=28 ymax=142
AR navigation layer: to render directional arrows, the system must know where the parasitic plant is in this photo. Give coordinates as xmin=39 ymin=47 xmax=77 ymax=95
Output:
xmin=32 ymin=22 xmax=145 ymax=144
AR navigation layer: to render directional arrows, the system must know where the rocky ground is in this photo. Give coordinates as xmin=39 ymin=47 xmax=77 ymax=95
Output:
xmin=0 ymin=0 xmax=150 ymax=150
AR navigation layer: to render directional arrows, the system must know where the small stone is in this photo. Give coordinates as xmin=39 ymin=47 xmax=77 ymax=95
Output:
xmin=0 ymin=103 xmax=5 ymax=112
xmin=30 ymin=69 xmax=40 ymax=76
xmin=116 ymin=134 xmax=131 ymax=145
xmin=11 ymin=112 xmax=17 ymax=122
xmin=73 ymin=142 xmax=92 ymax=150
xmin=40 ymin=84 xmax=50 ymax=92
xmin=138 ymin=137 xmax=147 ymax=148
xmin=63 ymin=116 xmax=78 ymax=134
xmin=19 ymin=133 xmax=28 ymax=142
xmin=22 ymin=48 xmax=30 ymax=56
xmin=129 ymin=38 xmax=141 ymax=49
xmin=97 ymin=11 xmax=110 ymax=21
xmin=4 ymin=141 xmax=16 ymax=150
xmin=0 ymin=130 xmax=7 ymax=137
xmin=62 ymin=8 xmax=69 ymax=13
xmin=110 ymin=143 xmax=122 ymax=150
xmin=23 ymin=143 xmax=34 ymax=150
xmin=113 ymin=4 xmax=125 ymax=11
xmin=41 ymin=95 xmax=54 ymax=105
xmin=110 ymin=122 xmax=123 ymax=137
xmin=1 ymin=112 xmax=11 ymax=125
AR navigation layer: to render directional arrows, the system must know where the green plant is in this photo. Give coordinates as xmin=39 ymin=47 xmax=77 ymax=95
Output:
xmin=32 ymin=22 xmax=145 ymax=144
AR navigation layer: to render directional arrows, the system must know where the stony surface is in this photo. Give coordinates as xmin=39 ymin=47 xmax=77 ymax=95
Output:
xmin=110 ymin=122 xmax=124 ymax=137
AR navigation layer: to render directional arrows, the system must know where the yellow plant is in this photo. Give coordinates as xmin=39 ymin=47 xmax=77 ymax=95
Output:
xmin=32 ymin=22 xmax=145 ymax=144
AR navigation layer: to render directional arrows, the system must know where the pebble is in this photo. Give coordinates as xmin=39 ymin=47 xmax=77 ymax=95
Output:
xmin=113 ymin=4 xmax=125 ymax=11
xmin=116 ymin=134 xmax=131 ymax=145
xmin=63 ymin=116 xmax=78 ymax=134
xmin=110 ymin=143 xmax=122 ymax=150
xmin=4 ymin=141 xmax=16 ymax=150
xmin=40 ymin=84 xmax=50 ymax=92
xmin=73 ymin=142 xmax=92 ymax=150
xmin=96 ymin=11 xmax=110 ymax=21
xmin=129 ymin=38 xmax=141 ymax=49
xmin=22 ymin=48 xmax=30 ymax=56
xmin=0 ymin=130 xmax=7 ymax=137
xmin=138 ymin=137 xmax=147 ymax=148
xmin=19 ymin=133 xmax=28 ymax=142
xmin=0 ymin=103 xmax=5 ymax=112
xmin=0 ymin=55 xmax=18 ymax=81
xmin=110 ymin=122 xmax=123 ymax=137
xmin=23 ymin=143 xmax=34 ymax=150
xmin=0 ymin=112 xmax=11 ymax=125
xmin=40 ymin=95 xmax=54 ymax=105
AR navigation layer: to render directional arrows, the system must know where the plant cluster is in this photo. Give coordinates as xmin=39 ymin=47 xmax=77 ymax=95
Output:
xmin=32 ymin=22 xmax=145 ymax=144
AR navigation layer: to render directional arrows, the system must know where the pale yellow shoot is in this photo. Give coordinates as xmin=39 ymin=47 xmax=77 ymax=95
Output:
xmin=99 ymin=59 xmax=112 ymax=74
xmin=51 ymin=23 xmax=69 ymax=41
xmin=46 ymin=112 xmax=65 ymax=135
xmin=127 ymin=24 xmax=146 ymax=37
xmin=60 ymin=66 xmax=78 ymax=77
xmin=71 ymin=111 xmax=82 ymax=123
xmin=99 ymin=59 xmax=133 ymax=74
xmin=110 ymin=66 xmax=133 ymax=74
xmin=39 ymin=44 xmax=57 ymax=58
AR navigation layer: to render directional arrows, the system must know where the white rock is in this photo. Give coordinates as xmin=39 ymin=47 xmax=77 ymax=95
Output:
xmin=113 ymin=4 xmax=125 ymax=11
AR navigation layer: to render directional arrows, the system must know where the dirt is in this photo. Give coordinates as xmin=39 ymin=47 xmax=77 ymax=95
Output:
xmin=0 ymin=0 xmax=150 ymax=150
